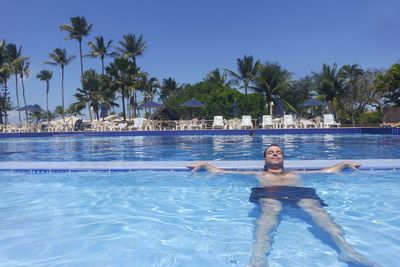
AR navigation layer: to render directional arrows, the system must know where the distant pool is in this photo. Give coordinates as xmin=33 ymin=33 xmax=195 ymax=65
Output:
xmin=0 ymin=170 xmax=397 ymax=267
xmin=0 ymin=134 xmax=400 ymax=161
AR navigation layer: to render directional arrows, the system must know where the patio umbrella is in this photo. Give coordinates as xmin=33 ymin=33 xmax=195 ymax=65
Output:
xmin=100 ymin=103 xmax=108 ymax=119
xmin=300 ymin=99 xmax=326 ymax=107
xmin=232 ymin=101 xmax=240 ymax=117
xmin=180 ymin=98 xmax=206 ymax=118
xmin=140 ymin=101 xmax=162 ymax=108
xmin=140 ymin=101 xmax=162 ymax=118
xmin=15 ymin=105 xmax=44 ymax=112
xmin=180 ymin=98 xmax=206 ymax=108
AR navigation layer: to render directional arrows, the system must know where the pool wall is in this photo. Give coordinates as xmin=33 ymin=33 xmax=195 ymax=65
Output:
xmin=0 ymin=127 xmax=399 ymax=138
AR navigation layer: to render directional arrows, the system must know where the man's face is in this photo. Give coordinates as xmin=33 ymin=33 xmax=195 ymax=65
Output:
xmin=265 ymin=146 xmax=284 ymax=167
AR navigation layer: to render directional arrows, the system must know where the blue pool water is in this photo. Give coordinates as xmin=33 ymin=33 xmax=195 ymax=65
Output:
xmin=0 ymin=170 xmax=398 ymax=267
xmin=1 ymin=134 xmax=400 ymax=161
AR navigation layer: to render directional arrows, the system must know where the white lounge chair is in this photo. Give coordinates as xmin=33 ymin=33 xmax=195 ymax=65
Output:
xmin=283 ymin=115 xmax=296 ymax=128
xmin=240 ymin=115 xmax=253 ymax=129
xmin=323 ymin=114 xmax=341 ymax=128
xmin=189 ymin=118 xmax=204 ymax=130
xmin=225 ymin=118 xmax=241 ymax=129
xmin=260 ymin=115 xmax=274 ymax=129
xmin=112 ymin=122 xmax=128 ymax=131
xmin=129 ymin=118 xmax=144 ymax=130
xmin=212 ymin=116 xmax=224 ymax=129
xmin=299 ymin=119 xmax=316 ymax=128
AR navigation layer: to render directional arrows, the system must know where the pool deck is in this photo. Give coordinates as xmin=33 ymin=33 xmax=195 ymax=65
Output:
xmin=1 ymin=159 xmax=400 ymax=172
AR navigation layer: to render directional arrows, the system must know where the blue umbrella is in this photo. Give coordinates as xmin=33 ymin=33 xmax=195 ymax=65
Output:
xmin=300 ymin=99 xmax=326 ymax=107
xmin=180 ymin=98 xmax=206 ymax=108
xmin=100 ymin=103 xmax=108 ymax=118
xmin=180 ymin=98 xmax=206 ymax=118
xmin=15 ymin=105 xmax=43 ymax=112
xmin=140 ymin=101 xmax=162 ymax=108
xmin=232 ymin=101 xmax=240 ymax=117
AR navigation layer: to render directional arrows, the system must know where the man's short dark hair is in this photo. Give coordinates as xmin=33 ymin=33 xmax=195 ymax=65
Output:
xmin=263 ymin=144 xmax=284 ymax=158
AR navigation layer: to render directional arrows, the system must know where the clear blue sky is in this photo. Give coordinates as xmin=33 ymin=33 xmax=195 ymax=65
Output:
xmin=1 ymin=0 xmax=399 ymax=120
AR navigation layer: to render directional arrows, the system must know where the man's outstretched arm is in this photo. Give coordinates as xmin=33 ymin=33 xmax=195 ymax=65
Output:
xmin=297 ymin=161 xmax=361 ymax=174
xmin=320 ymin=161 xmax=361 ymax=173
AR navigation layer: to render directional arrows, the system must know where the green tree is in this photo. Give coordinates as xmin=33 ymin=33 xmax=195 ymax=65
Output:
xmin=379 ymin=63 xmax=400 ymax=106
xmin=116 ymin=34 xmax=146 ymax=67
xmin=225 ymin=55 xmax=260 ymax=94
xmin=282 ymin=76 xmax=315 ymax=116
xmin=87 ymin=36 xmax=114 ymax=75
xmin=36 ymin=69 xmax=53 ymax=122
xmin=338 ymin=64 xmax=364 ymax=125
xmin=159 ymin=77 xmax=182 ymax=101
xmin=5 ymin=43 xmax=26 ymax=123
xmin=252 ymin=62 xmax=295 ymax=114
xmin=138 ymin=73 xmax=159 ymax=102
xmin=74 ymin=69 xmax=103 ymax=120
xmin=203 ymin=68 xmax=235 ymax=87
xmin=0 ymin=40 xmax=12 ymax=124
xmin=60 ymin=16 xmax=92 ymax=79
xmin=18 ymin=58 xmax=30 ymax=121
xmin=313 ymin=63 xmax=345 ymax=118
xmin=106 ymin=57 xmax=135 ymax=120
xmin=45 ymin=48 xmax=76 ymax=120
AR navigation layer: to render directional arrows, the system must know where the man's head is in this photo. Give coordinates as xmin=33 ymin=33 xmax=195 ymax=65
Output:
xmin=263 ymin=144 xmax=284 ymax=172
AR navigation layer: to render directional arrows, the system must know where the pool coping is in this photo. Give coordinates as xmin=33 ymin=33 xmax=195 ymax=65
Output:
xmin=1 ymin=159 xmax=400 ymax=172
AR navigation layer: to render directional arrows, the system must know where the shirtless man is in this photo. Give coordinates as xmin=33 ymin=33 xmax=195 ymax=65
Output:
xmin=187 ymin=144 xmax=380 ymax=267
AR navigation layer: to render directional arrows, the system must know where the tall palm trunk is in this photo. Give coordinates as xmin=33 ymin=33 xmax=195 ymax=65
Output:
xmin=14 ymin=74 xmax=21 ymax=123
xmin=21 ymin=75 xmax=28 ymax=121
xmin=46 ymin=81 xmax=50 ymax=123
xmin=3 ymin=81 xmax=9 ymax=123
xmin=61 ymin=66 xmax=65 ymax=121
xmin=79 ymin=40 xmax=84 ymax=79
xmin=244 ymin=81 xmax=249 ymax=95
xmin=121 ymin=85 xmax=126 ymax=121
xmin=101 ymin=57 xmax=104 ymax=75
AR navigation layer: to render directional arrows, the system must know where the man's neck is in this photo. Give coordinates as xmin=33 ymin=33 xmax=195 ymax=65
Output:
xmin=265 ymin=164 xmax=284 ymax=174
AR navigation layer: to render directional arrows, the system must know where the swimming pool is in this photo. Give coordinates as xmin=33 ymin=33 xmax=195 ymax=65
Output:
xmin=0 ymin=170 xmax=397 ymax=267
xmin=1 ymin=134 xmax=400 ymax=161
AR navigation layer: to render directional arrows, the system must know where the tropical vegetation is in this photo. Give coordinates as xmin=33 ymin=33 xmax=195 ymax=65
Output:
xmin=1 ymin=15 xmax=400 ymax=125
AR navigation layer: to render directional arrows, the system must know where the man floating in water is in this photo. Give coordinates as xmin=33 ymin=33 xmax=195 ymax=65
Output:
xmin=187 ymin=144 xmax=380 ymax=267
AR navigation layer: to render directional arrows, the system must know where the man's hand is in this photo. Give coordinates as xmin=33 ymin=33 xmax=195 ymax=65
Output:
xmin=346 ymin=161 xmax=361 ymax=170
xmin=186 ymin=161 xmax=206 ymax=171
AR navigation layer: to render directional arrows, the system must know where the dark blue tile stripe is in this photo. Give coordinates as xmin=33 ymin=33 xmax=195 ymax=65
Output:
xmin=1 ymin=167 xmax=399 ymax=173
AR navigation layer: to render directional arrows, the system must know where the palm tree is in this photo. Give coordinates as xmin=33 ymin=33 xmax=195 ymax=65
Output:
xmin=159 ymin=77 xmax=181 ymax=101
xmin=0 ymin=40 xmax=11 ymax=124
xmin=36 ymin=69 xmax=53 ymax=122
xmin=74 ymin=69 xmax=102 ymax=120
xmin=252 ymin=62 xmax=295 ymax=114
xmin=45 ymin=48 xmax=75 ymax=120
xmin=5 ymin=43 xmax=26 ymax=123
xmin=314 ymin=64 xmax=344 ymax=103
xmin=106 ymin=57 xmax=135 ymax=121
xmin=116 ymin=34 xmax=146 ymax=67
xmin=339 ymin=64 xmax=364 ymax=125
xmin=87 ymin=36 xmax=114 ymax=75
xmin=60 ymin=16 xmax=92 ymax=79
xmin=139 ymin=73 xmax=159 ymax=102
xmin=18 ymin=58 xmax=30 ymax=121
xmin=225 ymin=55 xmax=260 ymax=94
xmin=378 ymin=63 xmax=400 ymax=106
xmin=203 ymin=68 xmax=235 ymax=87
